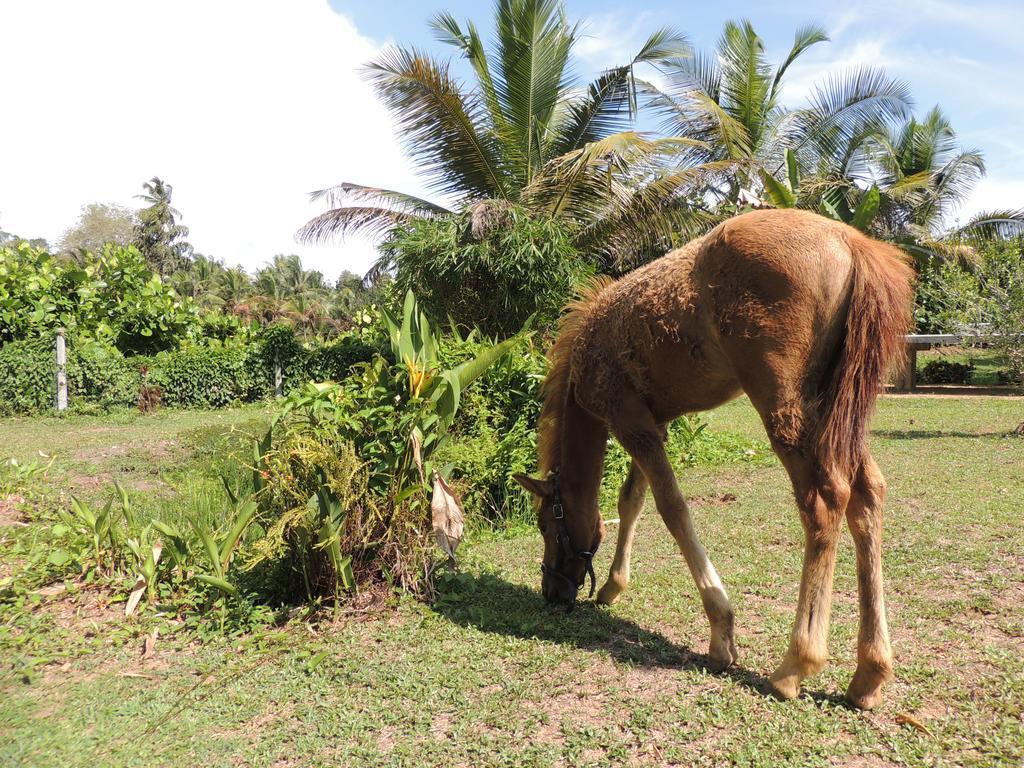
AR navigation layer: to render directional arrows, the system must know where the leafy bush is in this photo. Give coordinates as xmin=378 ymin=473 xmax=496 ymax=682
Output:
xmin=0 ymin=337 xmax=56 ymax=415
xmin=0 ymin=242 xmax=198 ymax=353
xmin=436 ymin=337 xmax=547 ymax=526
xmin=382 ymin=206 xmax=592 ymax=337
xmin=147 ymin=346 xmax=268 ymax=408
xmin=913 ymin=256 xmax=983 ymax=334
xmin=972 ymin=240 xmax=1024 ymax=383
xmin=919 ymin=359 xmax=975 ymax=384
xmin=0 ymin=334 xmax=139 ymax=415
xmin=252 ymin=292 xmax=528 ymax=598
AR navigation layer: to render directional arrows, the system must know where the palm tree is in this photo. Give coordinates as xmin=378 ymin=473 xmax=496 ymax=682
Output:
xmin=645 ymin=20 xmax=913 ymax=208
xmin=757 ymin=106 xmax=1024 ymax=262
xmin=133 ymin=177 xmax=193 ymax=275
xmin=171 ymin=254 xmax=224 ymax=310
xmin=217 ymin=267 xmax=254 ymax=315
xmin=299 ymin=0 xmax=719 ymax=271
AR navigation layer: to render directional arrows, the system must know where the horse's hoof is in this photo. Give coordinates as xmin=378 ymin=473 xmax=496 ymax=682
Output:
xmin=768 ymin=672 xmax=801 ymax=701
xmin=846 ymin=677 xmax=886 ymax=710
xmin=707 ymin=635 xmax=738 ymax=671
xmin=595 ymin=581 xmax=623 ymax=606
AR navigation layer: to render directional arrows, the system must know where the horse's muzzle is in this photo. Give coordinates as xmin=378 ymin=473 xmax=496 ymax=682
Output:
xmin=541 ymin=565 xmax=581 ymax=612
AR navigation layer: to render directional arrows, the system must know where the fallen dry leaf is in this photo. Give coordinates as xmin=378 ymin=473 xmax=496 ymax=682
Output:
xmin=895 ymin=713 xmax=933 ymax=736
xmin=142 ymin=630 xmax=157 ymax=659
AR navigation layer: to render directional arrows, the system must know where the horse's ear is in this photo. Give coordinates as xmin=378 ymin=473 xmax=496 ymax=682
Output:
xmin=514 ymin=473 xmax=553 ymax=498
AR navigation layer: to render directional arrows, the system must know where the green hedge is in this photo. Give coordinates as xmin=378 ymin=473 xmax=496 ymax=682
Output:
xmin=0 ymin=326 xmax=377 ymax=416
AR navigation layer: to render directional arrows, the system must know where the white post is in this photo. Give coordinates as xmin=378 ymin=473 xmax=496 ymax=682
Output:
xmin=55 ymin=328 xmax=68 ymax=411
xmin=274 ymin=357 xmax=283 ymax=397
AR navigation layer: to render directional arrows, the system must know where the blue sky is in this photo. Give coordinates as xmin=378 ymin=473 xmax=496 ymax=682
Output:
xmin=3 ymin=1 xmax=1021 ymax=279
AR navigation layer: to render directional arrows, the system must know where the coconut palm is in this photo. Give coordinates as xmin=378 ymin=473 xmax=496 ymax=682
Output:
xmin=133 ymin=177 xmax=193 ymax=275
xmin=299 ymin=0 xmax=723 ymax=270
xmin=759 ymin=106 xmax=1024 ymax=262
xmin=645 ymin=20 xmax=913 ymax=208
xmin=217 ymin=267 xmax=254 ymax=314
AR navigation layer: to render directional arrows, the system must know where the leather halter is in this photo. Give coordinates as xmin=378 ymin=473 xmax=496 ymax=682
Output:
xmin=541 ymin=470 xmax=598 ymax=611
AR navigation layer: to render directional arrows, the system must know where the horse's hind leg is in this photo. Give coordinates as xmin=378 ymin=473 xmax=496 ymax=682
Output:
xmin=768 ymin=450 xmax=851 ymax=701
xmin=844 ymin=452 xmax=894 ymax=710
xmin=611 ymin=398 xmax=737 ymax=670
xmin=597 ymin=459 xmax=648 ymax=605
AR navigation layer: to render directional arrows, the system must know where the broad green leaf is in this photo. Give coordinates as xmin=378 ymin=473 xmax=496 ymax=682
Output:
xmin=220 ymin=500 xmax=257 ymax=573
xmin=194 ymin=573 xmax=238 ymax=597
xmin=851 ymin=185 xmax=881 ymax=232
xmin=786 ymin=148 xmax=800 ymax=193
xmin=758 ymin=169 xmax=796 ymax=208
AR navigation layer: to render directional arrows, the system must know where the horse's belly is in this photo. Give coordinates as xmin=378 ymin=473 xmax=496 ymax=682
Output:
xmin=642 ymin=336 xmax=742 ymax=421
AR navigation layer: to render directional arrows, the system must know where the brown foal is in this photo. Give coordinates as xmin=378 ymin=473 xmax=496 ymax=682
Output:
xmin=515 ymin=208 xmax=913 ymax=709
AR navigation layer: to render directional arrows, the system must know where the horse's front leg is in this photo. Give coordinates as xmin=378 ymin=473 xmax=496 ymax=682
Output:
xmin=612 ymin=403 xmax=737 ymax=670
xmin=596 ymin=459 xmax=648 ymax=605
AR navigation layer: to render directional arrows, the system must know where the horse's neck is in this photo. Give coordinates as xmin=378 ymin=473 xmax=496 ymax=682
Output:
xmin=556 ymin=393 xmax=609 ymax=510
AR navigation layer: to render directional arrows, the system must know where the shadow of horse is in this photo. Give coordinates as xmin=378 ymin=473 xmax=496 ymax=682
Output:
xmin=431 ymin=570 xmax=850 ymax=706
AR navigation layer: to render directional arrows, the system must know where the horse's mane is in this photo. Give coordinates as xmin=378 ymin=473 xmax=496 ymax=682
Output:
xmin=538 ymin=275 xmax=616 ymax=475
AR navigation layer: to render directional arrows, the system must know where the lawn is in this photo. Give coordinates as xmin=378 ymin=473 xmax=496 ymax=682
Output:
xmin=1 ymin=396 xmax=1023 ymax=767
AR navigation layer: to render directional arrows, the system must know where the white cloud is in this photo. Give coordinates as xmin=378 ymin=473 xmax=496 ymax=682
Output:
xmin=0 ymin=0 xmax=425 ymax=279
xmin=955 ymin=176 xmax=1024 ymax=223
xmin=574 ymin=11 xmax=656 ymax=70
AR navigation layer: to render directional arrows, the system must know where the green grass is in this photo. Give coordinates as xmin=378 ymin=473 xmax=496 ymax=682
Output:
xmin=2 ymin=396 xmax=1023 ymax=767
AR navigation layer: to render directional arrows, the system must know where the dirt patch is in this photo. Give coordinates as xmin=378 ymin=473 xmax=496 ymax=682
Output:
xmin=67 ymin=473 xmax=112 ymax=492
xmin=46 ymin=586 xmax=125 ymax=635
xmin=74 ymin=444 xmax=129 ymax=461
xmin=0 ymin=493 xmax=26 ymax=526
xmin=689 ymin=493 xmax=738 ymax=507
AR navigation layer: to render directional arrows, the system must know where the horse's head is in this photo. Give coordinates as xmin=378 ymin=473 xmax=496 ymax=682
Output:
xmin=514 ymin=471 xmax=604 ymax=611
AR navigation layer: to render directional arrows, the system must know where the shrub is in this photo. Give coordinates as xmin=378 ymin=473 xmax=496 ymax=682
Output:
xmin=0 ymin=337 xmax=55 ymax=415
xmin=0 ymin=242 xmax=198 ymax=353
xmin=0 ymin=335 xmax=140 ymax=415
xmin=382 ymin=206 xmax=592 ymax=337
xmin=972 ymin=240 xmax=1024 ymax=383
xmin=437 ymin=338 xmax=547 ymax=526
xmin=149 ymin=346 xmax=268 ymax=408
xmin=252 ymin=292 xmax=529 ymax=598
xmin=919 ymin=359 xmax=975 ymax=385
xmin=913 ymin=256 xmax=983 ymax=334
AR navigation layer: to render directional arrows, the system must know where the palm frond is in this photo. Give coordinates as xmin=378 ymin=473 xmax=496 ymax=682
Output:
xmin=492 ymin=0 xmax=579 ymax=183
xmin=429 ymin=12 xmax=506 ymax=138
xmin=789 ymin=66 xmax=912 ymax=171
xmin=550 ymin=27 xmax=689 ymax=156
xmin=298 ymin=184 xmax=451 ymax=244
xmin=573 ymin=161 xmax=734 ymax=269
xmin=523 ymin=132 xmax=710 ymax=218
xmin=717 ymin=20 xmax=772 ymax=146
xmin=309 ymin=183 xmax=451 ymax=215
xmin=946 ymin=209 xmax=1024 ymax=241
xmin=770 ymin=24 xmax=828 ymax=102
xmin=364 ymin=47 xmax=510 ymax=201
xmin=297 ymin=207 xmax=427 ymax=245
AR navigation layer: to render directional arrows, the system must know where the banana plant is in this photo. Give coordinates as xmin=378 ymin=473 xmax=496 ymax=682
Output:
xmin=191 ymin=498 xmax=257 ymax=598
xmin=758 ymin=148 xmax=882 ymax=233
xmin=58 ymin=497 xmax=116 ymax=572
xmin=310 ymin=485 xmax=355 ymax=599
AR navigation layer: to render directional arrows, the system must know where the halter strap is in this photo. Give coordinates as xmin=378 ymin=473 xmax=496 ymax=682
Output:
xmin=543 ymin=470 xmax=598 ymax=610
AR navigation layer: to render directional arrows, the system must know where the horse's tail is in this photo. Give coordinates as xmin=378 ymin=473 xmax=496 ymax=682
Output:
xmin=817 ymin=232 xmax=915 ymax=476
